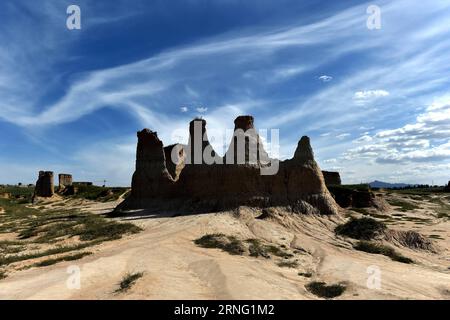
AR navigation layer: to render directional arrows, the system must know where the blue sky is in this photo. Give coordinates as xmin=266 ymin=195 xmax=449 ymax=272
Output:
xmin=1 ymin=0 xmax=450 ymax=186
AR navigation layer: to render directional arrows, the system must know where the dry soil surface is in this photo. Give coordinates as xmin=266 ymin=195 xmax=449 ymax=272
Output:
xmin=1 ymin=193 xmax=450 ymax=300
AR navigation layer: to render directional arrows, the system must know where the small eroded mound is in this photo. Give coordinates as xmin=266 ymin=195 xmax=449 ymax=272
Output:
xmin=384 ymin=229 xmax=436 ymax=252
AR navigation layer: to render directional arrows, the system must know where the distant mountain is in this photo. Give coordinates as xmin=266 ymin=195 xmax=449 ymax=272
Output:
xmin=369 ymin=180 xmax=412 ymax=189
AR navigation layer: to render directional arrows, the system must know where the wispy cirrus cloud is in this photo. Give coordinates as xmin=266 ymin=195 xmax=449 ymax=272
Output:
xmin=1 ymin=0 xmax=450 ymax=185
xmin=354 ymin=90 xmax=389 ymax=100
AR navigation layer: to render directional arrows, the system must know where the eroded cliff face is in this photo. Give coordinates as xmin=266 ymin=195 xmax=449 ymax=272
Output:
xmin=34 ymin=171 xmax=54 ymax=197
xmin=127 ymin=129 xmax=175 ymax=208
xmin=117 ymin=116 xmax=339 ymax=215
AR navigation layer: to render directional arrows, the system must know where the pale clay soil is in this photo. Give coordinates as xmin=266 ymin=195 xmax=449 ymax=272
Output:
xmin=0 ymin=192 xmax=449 ymax=300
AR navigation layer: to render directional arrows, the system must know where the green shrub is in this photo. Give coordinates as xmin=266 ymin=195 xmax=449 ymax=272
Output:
xmin=71 ymin=186 xmax=128 ymax=202
xmin=387 ymin=199 xmax=419 ymax=212
xmin=306 ymin=281 xmax=346 ymax=298
xmin=246 ymin=239 xmax=270 ymax=258
xmin=335 ymin=217 xmax=386 ymax=240
xmin=194 ymin=234 xmax=245 ymax=255
xmin=0 ymin=200 xmax=142 ymax=267
xmin=115 ymin=272 xmax=144 ymax=293
xmin=298 ymin=272 xmax=313 ymax=278
xmin=354 ymin=241 xmax=413 ymax=264
xmin=33 ymin=252 xmax=92 ymax=267
xmin=277 ymin=260 xmax=298 ymax=268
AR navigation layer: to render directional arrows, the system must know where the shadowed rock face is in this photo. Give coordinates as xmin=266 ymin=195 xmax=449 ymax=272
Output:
xmin=327 ymin=185 xmax=388 ymax=211
xmin=128 ymin=129 xmax=174 ymax=207
xmin=35 ymin=171 xmax=54 ymax=197
xmin=117 ymin=116 xmax=339 ymax=215
xmin=186 ymin=118 xmax=221 ymax=165
xmin=294 ymin=136 xmax=314 ymax=163
xmin=322 ymin=171 xmax=342 ymax=186
xmin=223 ymin=115 xmax=270 ymax=166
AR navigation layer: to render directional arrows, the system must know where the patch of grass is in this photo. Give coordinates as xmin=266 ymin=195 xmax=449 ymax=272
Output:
xmin=387 ymin=199 xmax=420 ymax=212
xmin=0 ymin=195 xmax=142 ymax=270
xmin=0 ymin=198 xmax=40 ymax=222
xmin=335 ymin=217 xmax=386 ymax=240
xmin=115 ymin=272 xmax=144 ymax=293
xmin=277 ymin=260 xmax=298 ymax=268
xmin=354 ymin=241 xmax=413 ymax=264
xmin=245 ymin=239 xmax=294 ymax=259
xmin=353 ymin=207 xmax=391 ymax=220
xmin=409 ymin=194 xmax=432 ymax=201
xmin=0 ymin=186 xmax=34 ymax=202
xmin=265 ymin=245 xmax=294 ymax=259
xmin=246 ymin=239 xmax=270 ymax=258
xmin=298 ymin=272 xmax=313 ymax=278
xmin=77 ymin=218 xmax=141 ymax=241
xmin=428 ymin=198 xmax=450 ymax=218
xmin=33 ymin=252 xmax=92 ymax=267
xmin=0 ymin=241 xmax=25 ymax=254
xmin=194 ymin=234 xmax=245 ymax=255
xmin=306 ymin=281 xmax=346 ymax=299
xmin=390 ymin=188 xmax=443 ymax=195
xmin=71 ymin=186 xmax=128 ymax=202
xmin=15 ymin=208 xmax=141 ymax=243
xmin=0 ymin=242 xmax=97 ymax=266
xmin=195 ymin=235 xmax=295 ymax=261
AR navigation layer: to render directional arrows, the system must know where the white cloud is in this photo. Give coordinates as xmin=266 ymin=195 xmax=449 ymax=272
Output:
xmin=318 ymin=75 xmax=333 ymax=82
xmin=273 ymin=66 xmax=309 ymax=80
xmin=180 ymin=106 xmax=189 ymax=112
xmin=354 ymin=135 xmax=373 ymax=143
xmin=196 ymin=107 xmax=208 ymax=113
xmin=342 ymin=97 xmax=450 ymax=166
xmin=353 ymin=90 xmax=390 ymax=100
xmin=336 ymin=133 xmax=350 ymax=139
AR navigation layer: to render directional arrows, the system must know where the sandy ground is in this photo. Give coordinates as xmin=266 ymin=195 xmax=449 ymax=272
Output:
xmin=1 ymin=193 xmax=450 ymax=300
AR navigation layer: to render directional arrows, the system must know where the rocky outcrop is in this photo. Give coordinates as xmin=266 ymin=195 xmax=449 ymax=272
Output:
xmin=125 ymin=129 xmax=175 ymax=209
xmin=223 ymin=115 xmax=270 ymax=166
xmin=322 ymin=171 xmax=342 ymax=186
xmin=186 ymin=118 xmax=222 ymax=165
xmin=282 ymin=137 xmax=338 ymax=215
xmin=58 ymin=174 xmax=73 ymax=191
xmin=117 ymin=116 xmax=339 ymax=215
xmin=327 ymin=185 xmax=388 ymax=210
xmin=34 ymin=171 xmax=54 ymax=197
